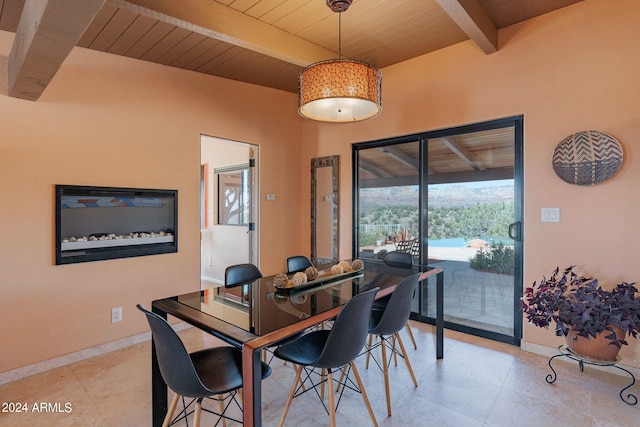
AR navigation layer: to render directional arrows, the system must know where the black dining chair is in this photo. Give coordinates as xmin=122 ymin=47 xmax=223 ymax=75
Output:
xmin=273 ymin=287 xmax=380 ymax=427
xmin=365 ymin=273 xmax=420 ymax=417
xmin=373 ymin=251 xmax=418 ymax=349
xmin=225 ymin=263 xmax=263 ymax=287
xmin=225 ymin=263 xmax=304 ymax=364
xmin=137 ymin=304 xmax=271 ymax=427
xmin=286 ymin=255 xmax=314 ymax=274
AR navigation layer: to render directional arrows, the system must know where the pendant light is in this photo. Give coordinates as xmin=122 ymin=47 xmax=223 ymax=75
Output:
xmin=298 ymin=0 xmax=382 ymax=123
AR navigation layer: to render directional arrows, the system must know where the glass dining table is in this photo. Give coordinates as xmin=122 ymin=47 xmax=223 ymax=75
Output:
xmin=150 ymin=259 xmax=444 ymax=427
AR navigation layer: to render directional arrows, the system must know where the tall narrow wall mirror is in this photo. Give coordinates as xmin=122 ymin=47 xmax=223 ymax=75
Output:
xmin=311 ymin=155 xmax=339 ymax=265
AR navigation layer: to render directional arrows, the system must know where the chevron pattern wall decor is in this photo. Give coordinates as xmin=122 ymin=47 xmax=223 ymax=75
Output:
xmin=552 ymin=130 xmax=623 ymax=186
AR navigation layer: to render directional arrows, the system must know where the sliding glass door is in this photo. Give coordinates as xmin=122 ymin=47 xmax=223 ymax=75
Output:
xmin=353 ymin=117 xmax=523 ymax=345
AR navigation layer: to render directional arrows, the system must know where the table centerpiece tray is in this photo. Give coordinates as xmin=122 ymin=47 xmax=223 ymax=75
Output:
xmin=273 ymin=267 xmax=363 ymax=293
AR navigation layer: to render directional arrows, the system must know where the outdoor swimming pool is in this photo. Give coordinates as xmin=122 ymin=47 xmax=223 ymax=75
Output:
xmin=428 ymin=237 xmax=512 ymax=247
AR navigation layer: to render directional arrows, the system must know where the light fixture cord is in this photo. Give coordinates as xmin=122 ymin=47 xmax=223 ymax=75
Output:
xmin=338 ymin=11 xmax=342 ymax=59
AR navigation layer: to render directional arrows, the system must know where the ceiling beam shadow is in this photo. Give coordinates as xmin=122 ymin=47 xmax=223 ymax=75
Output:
xmin=8 ymin=0 xmax=106 ymax=101
xmin=435 ymin=0 xmax=498 ymax=54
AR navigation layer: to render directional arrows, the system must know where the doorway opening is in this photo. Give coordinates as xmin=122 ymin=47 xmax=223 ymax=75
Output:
xmin=201 ymin=135 xmax=258 ymax=290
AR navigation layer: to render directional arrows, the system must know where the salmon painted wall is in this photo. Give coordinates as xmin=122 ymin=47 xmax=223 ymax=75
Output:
xmin=2 ymin=0 xmax=639 ymax=376
xmin=302 ymin=0 xmax=640 ymax=366
xmin=0 ymin=31 xmax=302 ymax=373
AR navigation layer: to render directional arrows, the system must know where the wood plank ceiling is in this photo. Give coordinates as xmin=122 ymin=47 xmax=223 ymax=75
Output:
xmin=358 ymin=126 xmax=516 ymax=188
xmin=0 ymin=0 xmax=580 ymax=183
xmin=1 ymin=0 xmax=583 ymax=100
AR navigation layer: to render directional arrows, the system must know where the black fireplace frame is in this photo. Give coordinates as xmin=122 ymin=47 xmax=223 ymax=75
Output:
xmin=55 ymin=185 xmax=178 ymax=265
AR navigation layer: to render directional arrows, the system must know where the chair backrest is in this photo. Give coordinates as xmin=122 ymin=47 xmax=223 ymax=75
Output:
xmin=395 ymin=238 xmax=420 ymax=257
xmin=382 ymin=251 xmax=413 ymax=269
xmin=369 ymin=274 xmax=420 ymax=336
xmin=137 ymin=304 xmax=210 ymax=398
xmin=286 ymin=255 xmax=313 ymax=274
xmin=225 ymin=263 xmax=262 ymax=288
xmin=314 ymin=287 xmax=379 ymax=369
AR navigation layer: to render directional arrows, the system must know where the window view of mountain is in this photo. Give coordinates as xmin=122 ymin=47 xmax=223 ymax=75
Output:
xmin=360 ymin=182 xmax=513 ymax=212
xmin=359 ymin=181 xmax=514 ymax=244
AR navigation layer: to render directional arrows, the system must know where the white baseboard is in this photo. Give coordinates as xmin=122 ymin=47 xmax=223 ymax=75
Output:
xmin=0 ymin=322 xmax=191 ymax=386
xmin=201 ymin=275 xmax=223 ymax=286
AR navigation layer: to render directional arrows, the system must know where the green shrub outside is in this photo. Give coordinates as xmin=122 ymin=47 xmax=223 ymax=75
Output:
xmin=469 ymin=243 xmax=514 ymax=275
xmin=359 ymin=232 xmax=381 ymax=246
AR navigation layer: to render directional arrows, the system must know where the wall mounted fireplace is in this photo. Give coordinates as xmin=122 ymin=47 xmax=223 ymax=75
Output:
xmin=55 ymin=185 xmax=178 ymax=265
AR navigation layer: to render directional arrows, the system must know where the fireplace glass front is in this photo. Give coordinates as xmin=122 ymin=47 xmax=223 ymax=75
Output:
xmin=56 ymin=185 xmax=178 ymax=264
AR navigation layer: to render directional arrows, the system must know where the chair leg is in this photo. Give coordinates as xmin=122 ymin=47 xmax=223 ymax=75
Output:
xmin=327 ymin=370 xmax=336 ymax=427
xmin=162 ymin=393 xmax=180 ymax=427
xmin=365 ymin=334 xmax=373 ymax=368
xmin=218 ymin=394 xmax=227 ymax=427
xmin=350 ymin=361 xmax=378 ymax=427
xmin=395 ymin=333 xmax=418 ymax=387
xmin=194 ymin=398 xmax=203 ymax=427
xmin=380 ymin=335 xmax=392 ymax=417
xmin=336 ymin=369 xmax=345 ymax=393
xmin=320 ymin=368 xmax=327 ymax=400
xmin=278 ymin=364 xmax=303 ymax=427
xmin=391 ymin=335 xmax=398 ymax=366
xmin=295 ymin=365 xmax=306 ymax=391
xmin=405 ymin=321 xmax=417 ymax=349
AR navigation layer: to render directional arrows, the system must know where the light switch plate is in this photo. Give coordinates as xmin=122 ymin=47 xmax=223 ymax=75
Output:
xmin=541 ymin=207 xmax=560 ymax=222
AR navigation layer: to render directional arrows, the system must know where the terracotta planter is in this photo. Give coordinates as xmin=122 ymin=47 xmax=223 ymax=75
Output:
xmin=565 ymin=326 xmax=625 ymax=361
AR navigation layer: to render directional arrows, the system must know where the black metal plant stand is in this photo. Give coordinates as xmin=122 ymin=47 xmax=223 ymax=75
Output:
xmin=546 ymin=345 xmax=637 ymax=405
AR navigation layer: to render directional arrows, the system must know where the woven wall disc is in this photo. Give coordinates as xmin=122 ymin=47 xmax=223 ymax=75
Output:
xmin=552 ymin=130 xmax=623 ymax=186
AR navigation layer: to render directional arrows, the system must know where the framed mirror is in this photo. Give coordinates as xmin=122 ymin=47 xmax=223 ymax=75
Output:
xmin=311 ymin=155 xmax=339 ymax=265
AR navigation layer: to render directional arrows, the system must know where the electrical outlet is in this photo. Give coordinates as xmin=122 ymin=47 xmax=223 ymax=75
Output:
xmin=112 ymin=307 xmax=122 ymax=323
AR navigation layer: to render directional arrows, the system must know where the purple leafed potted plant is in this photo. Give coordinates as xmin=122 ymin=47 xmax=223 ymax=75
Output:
xmin=521 ymin=265 xmax=640 ymax=360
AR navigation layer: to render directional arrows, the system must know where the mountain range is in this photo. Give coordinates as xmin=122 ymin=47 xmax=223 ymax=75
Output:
xmin=359 ymin=184 xmax=514 ymax=211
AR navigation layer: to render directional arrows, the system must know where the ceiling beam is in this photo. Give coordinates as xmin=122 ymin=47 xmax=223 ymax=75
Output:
xmin=379 ymin=146 xmax=419 ymax=170
xmin=8 ymin=0 xmax=106 ymax=101
xmin=440 ymin=137 xmax=486 ymax=171
xmin=435 ymin=0 xmax=498 ymax=54
xmin=116 ymin=0 xmax=335 ymax=67
xmin=358 ymin=160 xmax=393 ymax=179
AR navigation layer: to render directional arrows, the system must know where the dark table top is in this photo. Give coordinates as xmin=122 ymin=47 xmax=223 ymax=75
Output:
xmin=178 ymin=267 xmax=363 ymax=336
xmin=154 ymin=259 xmax=441 ymax=347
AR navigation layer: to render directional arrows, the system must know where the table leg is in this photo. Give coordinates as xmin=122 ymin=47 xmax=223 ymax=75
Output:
xmin=436 ymin=270 xmax=444 ymax=359
xmin=242 ymin=343 xmax=263 ymax=427
xmin=151 ymin=307 xmax=168 ymax=427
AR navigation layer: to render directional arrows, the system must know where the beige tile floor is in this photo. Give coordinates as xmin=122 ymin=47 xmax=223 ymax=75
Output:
xmin=1 ymin=321 xmax=639 ymax=426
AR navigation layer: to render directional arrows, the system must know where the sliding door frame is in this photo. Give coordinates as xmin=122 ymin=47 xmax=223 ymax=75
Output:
xmin=352 ymin=116 xmax=524 ymax=346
